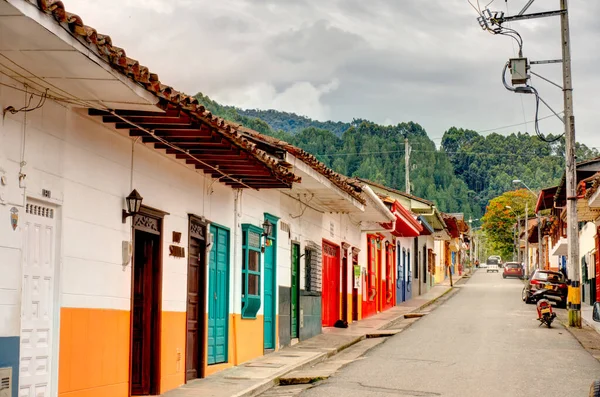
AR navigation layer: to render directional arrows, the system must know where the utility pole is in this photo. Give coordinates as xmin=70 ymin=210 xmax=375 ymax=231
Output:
xmin=469 ymin=219 xmax=474 ymax=275
xmin=525 ymin=202 xmax=529 ymax=275
xmin=405 ymin=138 xmax=411 ymax=195
xmin=474 ymin=0 xmax=581 ymax=327
xmin=516 ymin=214 xmax=521 ymax=263
xmin=537 ymin=212 xmax=543 ymax=269
xmin=559 ymin=0 xmax=580 ymax=327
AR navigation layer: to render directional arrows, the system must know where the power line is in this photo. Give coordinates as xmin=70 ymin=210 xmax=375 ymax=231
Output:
xmin=314 ymin=148 xmax=590 ymax=158
xmin=475 ymin=112 xmax=562 ymax=134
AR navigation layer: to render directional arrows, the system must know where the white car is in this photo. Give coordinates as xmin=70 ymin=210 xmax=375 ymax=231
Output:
xmin=486 ymin=258 xmax=500 ymax=272
xmin=486 ymin=262 xmax=499 ymax=272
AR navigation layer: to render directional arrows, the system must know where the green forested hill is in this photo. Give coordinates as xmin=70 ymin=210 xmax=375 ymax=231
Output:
xmin=238 ymin=108 xmax=351 ymax=136
xmin=193 ymin=93 xmax=598 ymax=219
xmin=441 ymin=127 xmax=599 ymax=212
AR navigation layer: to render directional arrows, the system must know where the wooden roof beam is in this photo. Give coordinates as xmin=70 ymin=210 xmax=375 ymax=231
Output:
xmin=88 ymin=108 xmax=182 ymax=117
xmin=103 ymin=115 xmax=191 ymax=124
xmin=115 ymin=122 xmax=201 ymax=130
xmin=129 ymin=129 xmax=214 ymax=138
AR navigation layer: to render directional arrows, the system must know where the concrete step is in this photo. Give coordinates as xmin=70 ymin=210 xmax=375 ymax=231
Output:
xmin=278 ymin=337 xmax=388 ymax=385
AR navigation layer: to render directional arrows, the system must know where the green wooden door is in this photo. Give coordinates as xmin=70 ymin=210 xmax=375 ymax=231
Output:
xmin=291 ymin=243 xmax=300 ymax=339
xmin=208 ymin=225 xmax=229 ymax=365
xmin=263 ymin=214 xmax=278 ymax=350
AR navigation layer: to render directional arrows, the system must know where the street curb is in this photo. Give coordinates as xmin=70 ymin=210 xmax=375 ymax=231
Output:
xmin=232 ymin=336 xmax=366 ymax=397
xmin=232 ymin=285 xmax=459 ymax=397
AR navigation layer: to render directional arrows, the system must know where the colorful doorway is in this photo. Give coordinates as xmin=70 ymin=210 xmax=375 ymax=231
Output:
xmin=208 ymin=224 xmax=230 ymax=365
xmin=291 ymin=243 xmax=300 ymax=339
xmin=20 ymin=201 xmax=59 ymax=397
xmin=186 ymin=216 xmax=207 ymax=381
xmin=130 ymin=208 xmax=164 ymax=396
xmin=322 ymin=241 xmax=340 ymax=327
xmin=263 ymin=214 xmax=279 ymax=350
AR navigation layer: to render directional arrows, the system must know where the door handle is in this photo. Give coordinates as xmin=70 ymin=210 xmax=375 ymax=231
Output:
xmin=214 ymin=292 xmax=217 ymax=300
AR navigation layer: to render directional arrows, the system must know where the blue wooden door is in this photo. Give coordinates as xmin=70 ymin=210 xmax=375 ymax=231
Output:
xmin=406 ymin=250 xmax=412 ymax=301
xmin=208 ymin=225 xmax=229 ymax=365
xmin=264 ymin=240 xmax=275 ymax=349
xmin=263 ymin=214 xmax=278 ymax=350
xmin=396 ymin=246 xmax=404 ymax=304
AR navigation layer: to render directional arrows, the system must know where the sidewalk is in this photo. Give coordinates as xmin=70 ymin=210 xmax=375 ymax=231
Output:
xmin=582 ymin=304 xmax=600 ymax=334
xmin=164 ymin=277 xmax=462 ymax=397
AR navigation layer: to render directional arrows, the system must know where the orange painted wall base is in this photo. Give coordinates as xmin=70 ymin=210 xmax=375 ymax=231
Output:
xmin=160 ymin=311 xmax=186 ymax=394
xmin=59 ymin=308 xmax=187 ymax=397
xmin=58 ymin=308 xmax=130 ymax=397
xmin=204 ymin=314 xmax=274 ymax=377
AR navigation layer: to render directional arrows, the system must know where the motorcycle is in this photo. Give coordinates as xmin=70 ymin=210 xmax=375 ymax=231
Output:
xmin=532 ymin=289 xmax=557 ymax=328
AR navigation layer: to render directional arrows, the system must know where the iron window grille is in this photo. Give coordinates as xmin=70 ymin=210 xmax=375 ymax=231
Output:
xmin=241 ymin=224 xmax=262 ymax=319
xmin=304 ymin=241 xmax=322 ymax=294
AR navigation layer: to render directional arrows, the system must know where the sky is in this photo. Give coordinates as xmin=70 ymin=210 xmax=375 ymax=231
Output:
xmin=63 ymin=0 xmax=600 ymax=149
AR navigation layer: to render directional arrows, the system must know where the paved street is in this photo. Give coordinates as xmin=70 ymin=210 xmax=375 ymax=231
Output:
xmin=300 ymin=270 xmax=600 ymax=397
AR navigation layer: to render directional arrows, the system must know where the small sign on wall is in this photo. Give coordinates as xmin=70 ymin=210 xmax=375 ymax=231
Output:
xmin=169 ymin=245 xmax=185 ymax=258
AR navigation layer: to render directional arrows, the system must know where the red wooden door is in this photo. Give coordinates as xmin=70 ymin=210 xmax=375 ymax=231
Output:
xmin=383 ymin=246 xmax=394 ymax=310
xmin=363 ymin=237 xmax=379 ymax=319
xmin=322 ymin=242 xmax=340 ymax=327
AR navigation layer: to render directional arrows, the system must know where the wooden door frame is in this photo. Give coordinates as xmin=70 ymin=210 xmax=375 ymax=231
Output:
xmin=22 ymin=198 xmax=63 ymax=397
xmin=129 ymin=205 xmax=166 ymax=396
xmin=341 ymin=242 xmax=350 ymax=322
xmin=290 ymin=241 xmax=301 ymax=339
xmin=263 ymin=213 xmax=279 ymax=351
xmin=351 ymin=247 xmax=359 ymax=322
xmin=185 ymin=215 xmax=208 ymax=381
xmin=207 ymin=222 xmax=231 ymax=365
xmin=322 ymin=239 xmax=341 ymax=326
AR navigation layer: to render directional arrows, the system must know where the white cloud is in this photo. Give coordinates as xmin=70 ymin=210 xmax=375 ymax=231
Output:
xmin=215 ymin=79 xmax=340 ymax=121
xmin=59 ymin=0 xmax=600 ymax=148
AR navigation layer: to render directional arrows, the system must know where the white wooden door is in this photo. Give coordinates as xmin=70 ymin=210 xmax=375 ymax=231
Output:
xmin=19 ymin=202 xmax=57 ymax=397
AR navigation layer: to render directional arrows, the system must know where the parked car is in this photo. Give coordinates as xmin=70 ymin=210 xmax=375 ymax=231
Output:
xmin=521 ymin=270 xmax=567 ymax=308
xmin=486 ymin=257 xmax=499 ymax=273
xmin=488 ymin=255 xmax=504 ymax=267
xmin=502 ymin=262 xmax=524 ymax=279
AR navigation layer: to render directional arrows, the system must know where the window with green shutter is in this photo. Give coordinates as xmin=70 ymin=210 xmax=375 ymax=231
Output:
xmin=242 ymin=224 xmax=262 ymax=319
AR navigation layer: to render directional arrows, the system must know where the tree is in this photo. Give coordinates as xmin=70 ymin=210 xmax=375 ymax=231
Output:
xmin=481 ymin=189 xmax=537 ymax=260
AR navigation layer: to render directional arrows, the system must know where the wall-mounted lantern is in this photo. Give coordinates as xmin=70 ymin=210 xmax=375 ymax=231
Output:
xmin=122 ymin=189 xmax=143 ymax=223
xmin=262 ymin=219 xmax=273 ymax=237
xmin=261 ymin=219 xmax=273 ymax=253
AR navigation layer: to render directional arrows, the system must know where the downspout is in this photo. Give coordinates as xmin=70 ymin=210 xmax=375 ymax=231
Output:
xmin=232 ymin=188 xmax=242 ymax=364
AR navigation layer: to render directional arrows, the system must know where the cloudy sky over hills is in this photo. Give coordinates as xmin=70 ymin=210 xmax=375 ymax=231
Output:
xmin=65 ymin=0 xmax=599 ymax=148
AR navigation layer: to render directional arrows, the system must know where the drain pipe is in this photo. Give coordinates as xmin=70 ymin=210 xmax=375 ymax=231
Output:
xmin=232 ymin=189 xmax=242 ymax=364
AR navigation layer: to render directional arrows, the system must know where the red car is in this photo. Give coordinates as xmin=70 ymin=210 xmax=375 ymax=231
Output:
xmin=503 ymin=262 xmax=524 ymax=279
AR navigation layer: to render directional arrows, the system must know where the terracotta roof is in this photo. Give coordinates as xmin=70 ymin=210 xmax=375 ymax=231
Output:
xmin=442 ymin=214 xmax=460 ymax=239
xmin=34 ymin=0 xmax=299 ymax=189
xmin=555 ymin=156 xmax=600 ymax=206
xmin=581 ymin=172 xmax=600 ymax=200
xmin=236 ymin=125 xmax=366 ymax=204
xmin=535 ymin=186 xmax=558 ymax=212
xmin=352 ymin=178 xmax=434 ymax=206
